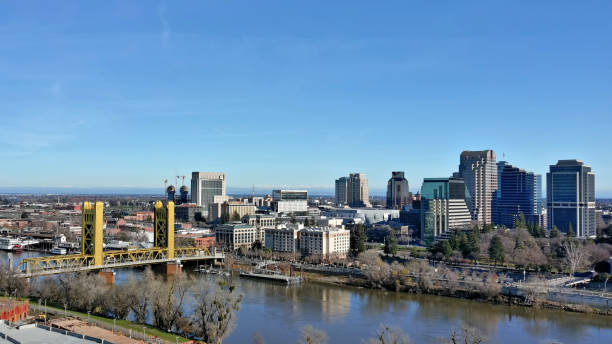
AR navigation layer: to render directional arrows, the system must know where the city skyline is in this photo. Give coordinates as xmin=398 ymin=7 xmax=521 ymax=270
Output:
xmin=1 ymin=2 xmax=611 ymax=195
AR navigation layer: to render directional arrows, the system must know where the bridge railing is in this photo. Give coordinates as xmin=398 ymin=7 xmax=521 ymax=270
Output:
xmin=18 ymin=246 xmax=218 ymax=275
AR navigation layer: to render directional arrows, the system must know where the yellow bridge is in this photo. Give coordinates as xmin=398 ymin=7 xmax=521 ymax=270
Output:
xmin=16 ymin=201 xmax=224 ymax=278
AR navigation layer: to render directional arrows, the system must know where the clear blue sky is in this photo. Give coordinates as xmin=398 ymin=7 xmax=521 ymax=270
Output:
xmin=1 ymin=1 xmax=611 ymax=196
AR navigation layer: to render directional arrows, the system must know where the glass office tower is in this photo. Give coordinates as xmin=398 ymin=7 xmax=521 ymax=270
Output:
xmin=546 ymin=160 xmax=596 ymax=237
xmin=420 ymin=177 xmax=471 ymax=244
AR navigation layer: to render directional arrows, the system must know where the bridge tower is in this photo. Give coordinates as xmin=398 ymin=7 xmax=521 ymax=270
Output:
xmin=82 ymin=201 xmax=104 ymax=266
xmin=154 ymin=200 xmax=175 ymax=259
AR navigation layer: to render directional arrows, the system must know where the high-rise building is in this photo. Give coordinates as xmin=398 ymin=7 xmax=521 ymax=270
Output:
xmin=386 ymin=171 xmax=410 ymax=209
xmin=191 ymin=172 xmax=226 ymax=215
xmin=546 ymin=160 xmax=596 ymax=237
xmin=272 ymin=190 xmax=308 ymax=201
xmin=420 ymin=177 xmax=472 ymax=244
xmin=334 ymin=177 xmax=348 ymax=206
xmin=347 ymin=173 xmax=371 ymax=208
xmin=494 ymin=162 xmax=542 ymax=228
xmin=457 ymin=150 xmax=498 ymax=226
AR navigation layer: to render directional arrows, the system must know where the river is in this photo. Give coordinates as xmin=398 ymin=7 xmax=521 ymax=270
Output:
xmin=3 ymin=251 xmax=612 ymax=343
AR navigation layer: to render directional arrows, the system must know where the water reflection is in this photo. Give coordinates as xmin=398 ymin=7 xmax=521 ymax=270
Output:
xmin=2 ymin=251 xmax=612 ymax=344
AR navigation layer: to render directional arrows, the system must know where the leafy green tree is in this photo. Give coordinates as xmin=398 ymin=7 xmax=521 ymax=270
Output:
xmin=383 ymin=231 xmax=399 ymax=256
xmin=550 ymin=226 xmax=560 ymax=239
xmin=461 ymin=230 xmax=480 ymax=260
xmin=20 ymin=212 xmax=28 ymax=219
xmin=350 ymin=224 xmax=367 ymax=256
xmin=567 ymin=222 xmax=575 ymax=237
xmin=488 ymin=236 xmax=505 ymax=265
xmin=230 ymin=211 xmax=241 ymax=222
xmin=449 ymin=231 xmax=462 ymax=250
xmin=220 ymin=212 xmax=230 ymax=224
xmin=440 ymin=240 xmax=453 ymax=259
xmin=514 ymin=214 xmax=527 ymax=229
xmin=251 ymin=240 xmax=263 ymax=250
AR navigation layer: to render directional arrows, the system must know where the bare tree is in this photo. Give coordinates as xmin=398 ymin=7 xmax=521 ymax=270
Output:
xmin=151 ymin=273 xmax=193 ymax=331
xmin=129 ymin=268 xmax=156 ymax=323
xmin=562 ymin=239 xmax=585 ymax=276
xmin=448 ymin=326 xmax=485 ymax=344
xmin=298 ymin=325 xmax=328 ymax=344
xmin=101 ymin=282 xmax=133 ymax=320
xmin=364 ymin=324 xmax=411 ymax=344
xmin=190 ymin=279 xmax=243 ymax=344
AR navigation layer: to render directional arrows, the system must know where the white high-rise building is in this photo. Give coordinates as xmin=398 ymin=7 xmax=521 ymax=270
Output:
xmin=191 ymin=172 xmax=226 ymax=215
xmin=347 ymin=173 xmax=371 ymax=208
xmin=457 ymin=150 xmax=498 ymax=226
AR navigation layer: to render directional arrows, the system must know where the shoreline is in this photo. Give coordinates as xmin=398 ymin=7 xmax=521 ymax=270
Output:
xmin=297 ymin=270 xmax=612 ymax=317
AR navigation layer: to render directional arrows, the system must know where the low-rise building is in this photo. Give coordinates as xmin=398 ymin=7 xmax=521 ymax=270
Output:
xmin=215 ymin=223 xmax=263 ymax=251
xmin=264 ymin=224 xmax=301 ymax=253
xmin=194 ymin=234 xmax=216 ymax=249
xmin=244 ymin=214 xmax=276 ymax=228
xmin=274 ymin=200 xmax=308 ymax=214
xmin=299 ymin=227 xmax=350 ymax=258
xmin=174 ymin=204 xmax=205 ymax=222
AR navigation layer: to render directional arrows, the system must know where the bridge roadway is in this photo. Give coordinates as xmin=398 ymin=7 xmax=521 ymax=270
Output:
xmin=16 ymin=247 xmax=225 ymax=278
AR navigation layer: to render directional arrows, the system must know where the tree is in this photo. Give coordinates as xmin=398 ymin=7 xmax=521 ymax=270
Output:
xmin=514 ymin=214 xmax=526 ymax=229
xmin=298 ymin=325 xmax=328 ymax=344
xmin=364 ymin=325 xmax=411 ymax=344
xmin=20 ymin=212 xmax=29 ymax=219
xmin=567 ymin=223 xmax=575 ymax=237
xmin=550 ymin=226 xmax=560 ymax=239
xmin=488 ymin=236 xmax=505 ymax=265
xmin=230 ymin=211 xmax=241 ymax=222
xmin=151 ymin=273 xmax=193 ymax=332
xmin=384 ymin=231 xmax=399 ymax=256
xmin=189 ymin=280 xmax=243 ymax=344
xmin=562 ymin=239 xmax=585 ymax=276
xmin=251 ymin=240 xmax=263 ymax=251
xmin=350 ymin=224 xmax=367 ymax=257
xmin=221 ymin=212 xmax=230 ymax=224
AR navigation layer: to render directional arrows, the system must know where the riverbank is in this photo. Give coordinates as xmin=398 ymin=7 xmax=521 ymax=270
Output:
xmin=27 ymin=299 xmax=192 ymax=343
xmin=296 ymin=268 xmax=612 ymax=317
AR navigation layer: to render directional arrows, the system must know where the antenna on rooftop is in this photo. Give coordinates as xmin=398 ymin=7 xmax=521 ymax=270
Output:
xmin=164 ymin=179 xmax=168 ymax=195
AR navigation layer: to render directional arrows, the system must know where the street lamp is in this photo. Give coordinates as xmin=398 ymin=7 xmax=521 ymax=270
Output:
xmin=143 ymin=327 xmax=146 ymax=341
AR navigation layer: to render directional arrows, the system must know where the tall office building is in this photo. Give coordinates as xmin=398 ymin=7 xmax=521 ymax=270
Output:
xmin=495 ymin=162 xmax=542 ymax=228
xmin=335 ymin=177 xmax=348 ymax=206
xmin=347 ymin=173 xmax=371 ymax=208
xmin=420 ymin=177 xmax=472 ymax=244
xmin=457 ymin=150 xmax=498 ymax=226
xmin=191 ymin=172 xmax=226 ymax=215
xmin=546 ymin=160 xmax=596 ymax=237
xmin=386 ymin=171 xmax=410 ymax=209
xmin=272 ymin=190 xmax=308 ymax=201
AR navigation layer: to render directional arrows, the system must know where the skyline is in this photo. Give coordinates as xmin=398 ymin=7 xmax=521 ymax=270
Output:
xmin=1 ymin=1 xmax=611 ymax=196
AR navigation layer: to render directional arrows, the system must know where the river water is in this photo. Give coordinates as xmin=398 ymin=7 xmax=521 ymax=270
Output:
xmin=3 ymin=251 xmax=612 ymax=343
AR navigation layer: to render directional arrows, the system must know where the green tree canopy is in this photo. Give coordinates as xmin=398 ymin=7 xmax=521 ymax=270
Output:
xmin=550 ymin=226 xmax=560 ymax=239
xmin=383 ymin=231 xmax=399 ymax=256
xmin=488 ymin=236 xmax=505 ymax=265
xmin=567 ymin=223 xmax=575 ymax=237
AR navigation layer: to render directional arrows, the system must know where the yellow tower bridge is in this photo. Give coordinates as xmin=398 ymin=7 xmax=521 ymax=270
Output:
xmin=17 ymin=201 xmax=223 ymax=278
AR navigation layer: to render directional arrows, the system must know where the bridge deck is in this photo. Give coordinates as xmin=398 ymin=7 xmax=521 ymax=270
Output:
xmin=17 ymin=247 xmax=224 ymax=277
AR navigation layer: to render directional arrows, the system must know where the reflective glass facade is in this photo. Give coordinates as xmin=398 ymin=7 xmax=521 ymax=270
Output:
xmin=546 ymin=160 xmax=596 ymax=237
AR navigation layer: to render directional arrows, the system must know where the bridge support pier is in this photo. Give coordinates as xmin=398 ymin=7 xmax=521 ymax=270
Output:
xmin=98 ymin=269 xmax=115 ymax=285
xmin=164 ymin=261 xmax=182 ymax=276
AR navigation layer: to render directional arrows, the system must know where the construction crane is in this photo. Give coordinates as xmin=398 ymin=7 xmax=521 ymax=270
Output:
xmin=181 ymin=175 xmax=186 ymax=186
xmin=163 ymin=179 xmax=168 ymax=195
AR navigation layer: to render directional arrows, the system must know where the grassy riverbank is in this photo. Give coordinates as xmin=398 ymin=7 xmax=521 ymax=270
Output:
xmin=27 ymin=299 xmax=192 ymax=343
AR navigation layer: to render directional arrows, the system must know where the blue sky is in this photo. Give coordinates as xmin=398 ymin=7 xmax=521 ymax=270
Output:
xmin=1 ymin=1 xmax=611 ymax=196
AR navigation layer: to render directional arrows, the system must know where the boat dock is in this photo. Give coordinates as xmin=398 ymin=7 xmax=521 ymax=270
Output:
xmin=239 ymin=271 xmax=303 ymax=285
